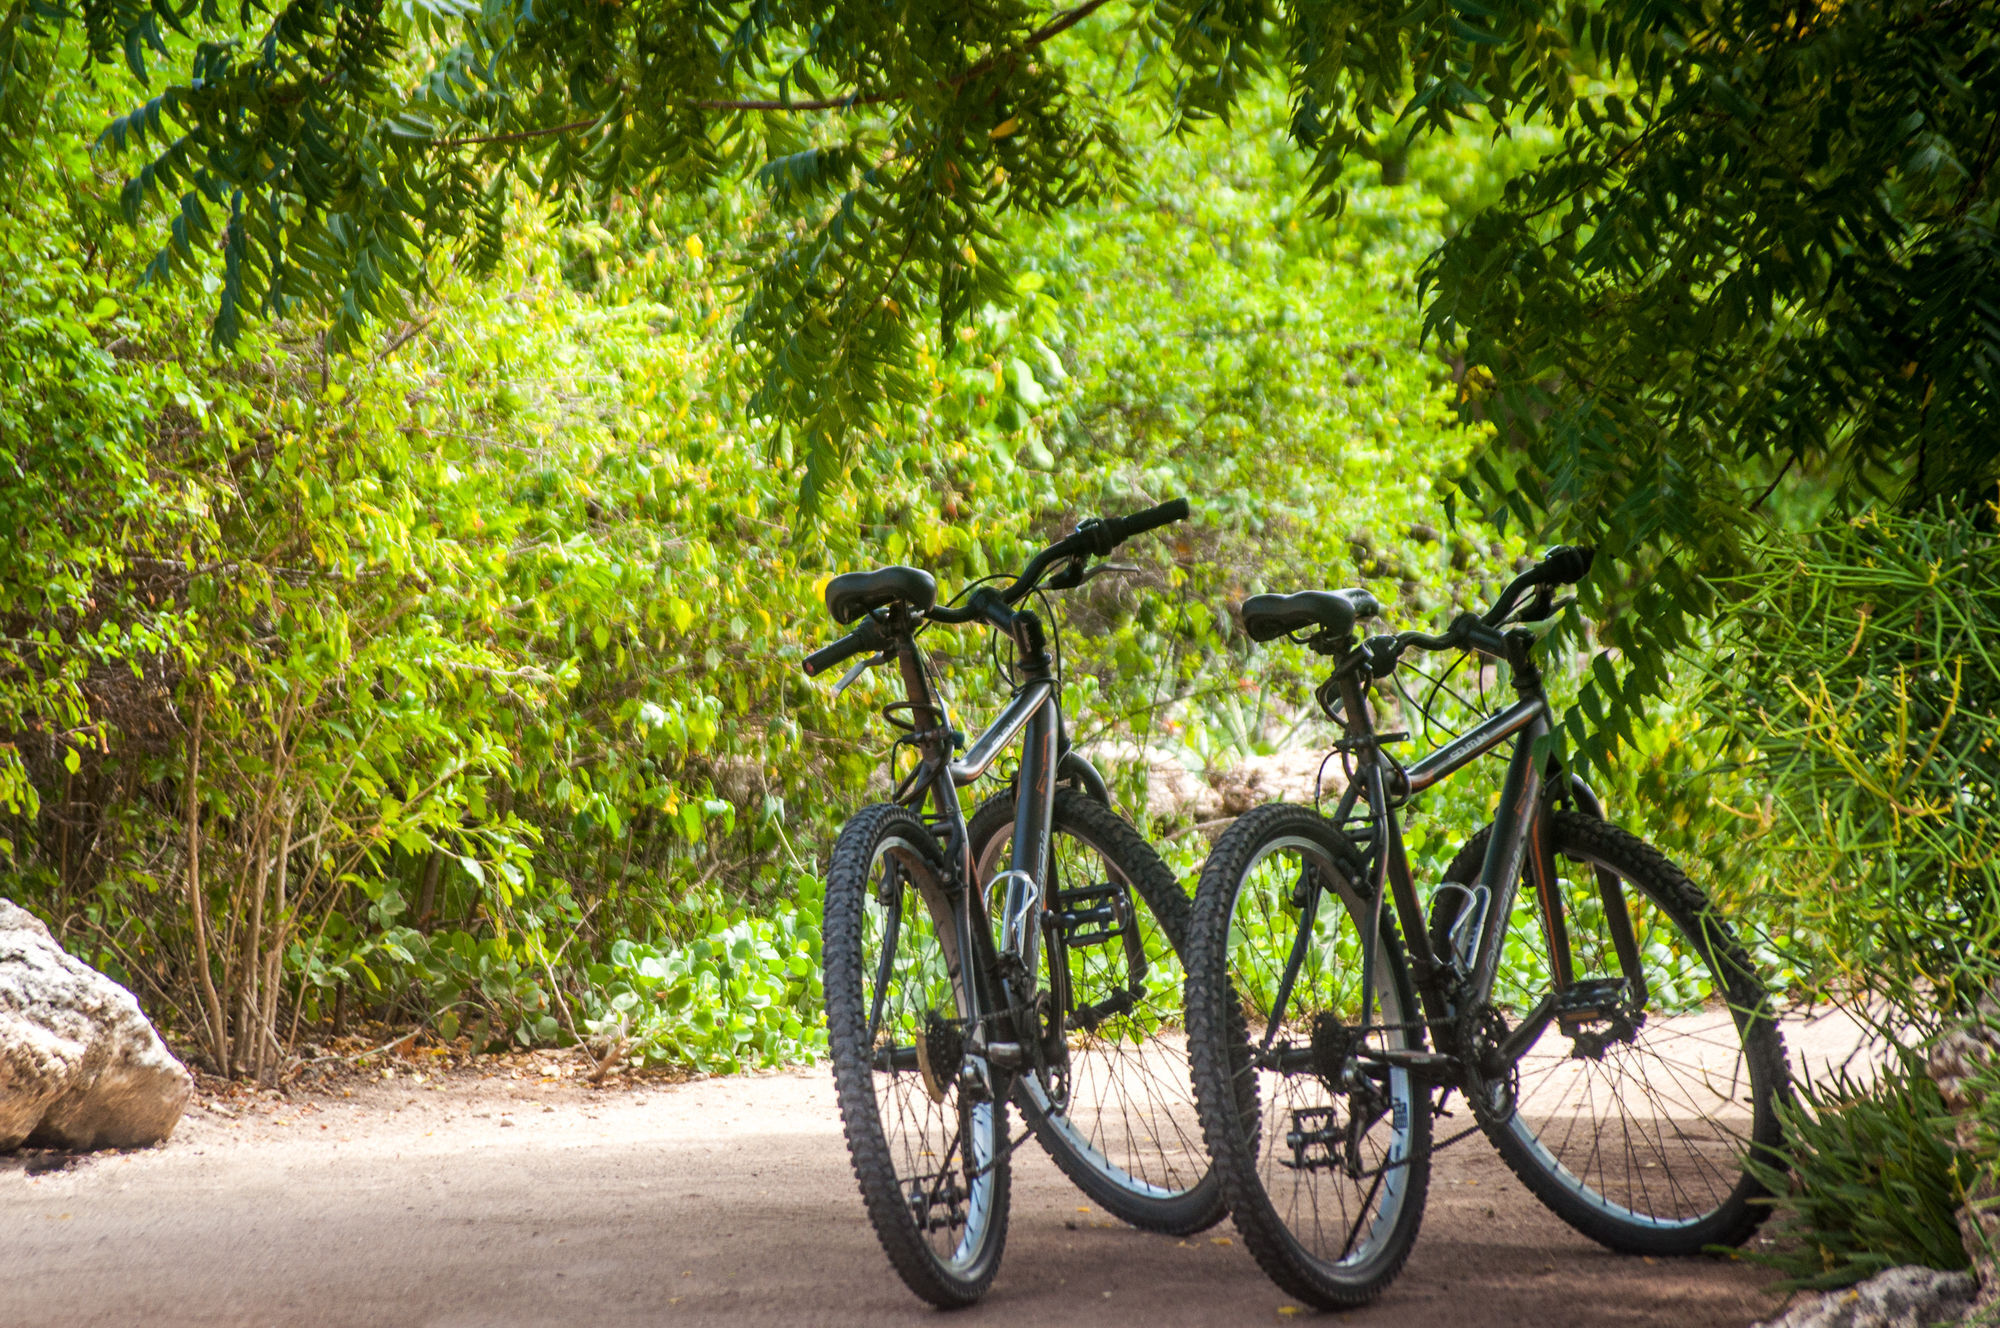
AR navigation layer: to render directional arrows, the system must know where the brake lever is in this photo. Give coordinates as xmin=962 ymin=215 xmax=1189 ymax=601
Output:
xmin=1502 ymin=587 xmax=1571 ymax=625
xmin=1510 ymin=595 xmax=1578 ymax=638
xmin=1042 ymin=555 xmax=1089 ymax=592
xmin=1080 ymin=562 xmax=1141 ymax=583
xmin=833 ymin=651 xmax=890 ymax=697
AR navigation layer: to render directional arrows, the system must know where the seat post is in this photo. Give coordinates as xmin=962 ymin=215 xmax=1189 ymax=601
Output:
xmin=886 ymin=604 xmax=941 ymax=738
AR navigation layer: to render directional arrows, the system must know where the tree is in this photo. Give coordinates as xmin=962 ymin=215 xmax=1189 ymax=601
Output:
xmin=1423 ymin=0 xmax=2000 ymax=763
xmin=5 ymin=0 xmax=1629 ymax=492
xmin=19 ymin=0 xmax=2000 ymax=743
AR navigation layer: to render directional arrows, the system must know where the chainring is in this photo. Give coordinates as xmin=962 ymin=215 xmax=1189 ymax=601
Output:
xmin=1458 ymin=1003 xmax=1521 ymax=1125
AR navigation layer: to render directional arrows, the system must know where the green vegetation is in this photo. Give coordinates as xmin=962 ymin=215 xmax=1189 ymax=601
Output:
xmin=4 ymin=0 xmax=1998 ymax=1299
xmin=1691 ymin=509 xmax=2000 ymax=1289
xmin=1745 ymin=1058 xmax=1975 ymax=1290
xmin=17 ymin=0 xmax=1986 ymax=775
xmin=1701 ymin=509 xmax=2000 ymax=1033
xmin=1 ymin=40 xmax=1523 ymax=1078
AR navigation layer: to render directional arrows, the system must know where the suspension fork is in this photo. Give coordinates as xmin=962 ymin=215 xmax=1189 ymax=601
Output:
xmin=1551 ymin=770 xmax=1647 ymax=1003
xmin=1519 ymin=753 xmax=1650 ymax=1010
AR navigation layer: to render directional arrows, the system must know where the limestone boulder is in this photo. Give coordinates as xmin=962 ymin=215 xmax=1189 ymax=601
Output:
xmin=0 ymin=899 xmax=193 ymax=1151
xmin=1078 ymin=742 xmax=1345 ymax=827
xmin=1753 ymin=1267 xmax=1978 ymax=1328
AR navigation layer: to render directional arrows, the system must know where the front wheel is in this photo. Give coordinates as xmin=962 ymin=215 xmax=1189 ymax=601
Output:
xmin=1437 ymin=811 xmax=1789 ymax=1256
xmin=823 ymin=803 xmax=1009 ymax=1307
xmin=966 ymin=786 xmax=1224 ymax=1235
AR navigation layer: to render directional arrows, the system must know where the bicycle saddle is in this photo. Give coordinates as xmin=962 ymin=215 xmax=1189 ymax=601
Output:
xmin=1240 ymin=588 xmax=1381 ymax=641
xmin=825 ymin=565 xmax=938 ymax=624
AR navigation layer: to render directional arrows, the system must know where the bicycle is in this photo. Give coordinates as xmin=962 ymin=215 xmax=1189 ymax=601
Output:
xmin=804 ymin=498 xmax=1222 ymax=1307
xmin=1181 ymin=546 xmax=1790 ymax=1308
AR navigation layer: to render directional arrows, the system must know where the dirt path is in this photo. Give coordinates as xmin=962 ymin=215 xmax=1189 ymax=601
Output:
xmin=0 ymin=1041 xmax=1815 ymax=1328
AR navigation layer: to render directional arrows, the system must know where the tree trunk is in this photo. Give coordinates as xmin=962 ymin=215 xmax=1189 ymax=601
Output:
xmin=417 ymin=848 xmax=443 ymax=931
xmin=184 ymin=694 xmax=229 ymax=1074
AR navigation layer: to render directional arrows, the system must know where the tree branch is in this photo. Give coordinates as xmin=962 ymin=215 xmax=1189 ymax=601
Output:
xmin=1749 ymin=454 xmax=1796 ymax=512
xmin=431 ymin=116 xmax=603 ymax=149
xmin=453 ymin=0 xmax=1122 ymax=127
xmin=1021 ymin=0 xmax=1119 ymax=49
xmin=687 ymin=92 xmax=895 ymax=112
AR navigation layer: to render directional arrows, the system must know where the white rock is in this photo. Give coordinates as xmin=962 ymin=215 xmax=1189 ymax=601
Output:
xmin=1207 ymin=750 xmax=1344 ymax=816
xmin=1080 ymin=742 xmax=1346 ymax=827
xmin=0 ymin=899 xmax=193 ymax=1151
xmin=1754 ymin=1266 xmax=1978 ymax=1328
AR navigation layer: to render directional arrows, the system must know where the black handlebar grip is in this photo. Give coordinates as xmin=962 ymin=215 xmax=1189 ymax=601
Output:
xmin=1108 ymin=497 xmax=1190 ymax=544
xmin=1540 ymin=545 xmax=1595 ymax=586
xmin=803 ymin=628 xmax=874 ymax=678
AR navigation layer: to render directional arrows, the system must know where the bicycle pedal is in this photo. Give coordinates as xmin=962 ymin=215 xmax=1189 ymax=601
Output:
xmin=1554 ymin=977 xmax=1632 ymax=1029
xmin=1048 ymin=881 xmax=1132 ymax=947
xmin=1280 ymin=1107 xmax=1342 ymax=1172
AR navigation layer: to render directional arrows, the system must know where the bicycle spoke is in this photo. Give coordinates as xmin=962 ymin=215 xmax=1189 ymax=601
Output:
xmin=1470 ymin=818 xmax=1782 ymax=1248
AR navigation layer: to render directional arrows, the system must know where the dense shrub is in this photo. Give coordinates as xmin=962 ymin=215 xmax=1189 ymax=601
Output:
xmin=1701 ymin=509 xmax=2000 ymax=1029
xmin=1 ymin=48 xmax=1532 ymax=1076
xmin=1744 ymin=1056 xmax=1974 ymax=1290
xmin=1700 ymin=509 xmax=2000 ymax=1287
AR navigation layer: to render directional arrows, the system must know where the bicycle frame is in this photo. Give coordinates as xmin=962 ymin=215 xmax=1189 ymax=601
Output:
xmin=1314 ymin=645 xmax=1642 ymax=1063
xmin=871 ymin=601 xmax=1095 ymax=1073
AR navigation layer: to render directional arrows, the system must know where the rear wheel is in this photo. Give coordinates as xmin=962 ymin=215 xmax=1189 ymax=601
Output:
xmin=1436 ymin=811 xmax=1788 ymax=1255
xmin=966 ymin=786 xmax=1224 ymax=1234
xmin=824 ymin=803 xmax=1009 ymax=1307
xmin=1185 ymin=804 xmax=1430 ymax=1309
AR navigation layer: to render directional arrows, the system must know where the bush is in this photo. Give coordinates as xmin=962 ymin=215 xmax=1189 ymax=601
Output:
xmin=1701 ymin=508 xmax=2000 ymax=1033
xmin=1701 ymin=508 xmax=2000 ymax=1292
xmin=1745 ymin=1055 xmax=1973 ymax=1291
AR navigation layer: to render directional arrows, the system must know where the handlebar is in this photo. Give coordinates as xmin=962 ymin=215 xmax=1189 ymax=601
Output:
xmin=1354 ymin=544 xmax=1595 ymax=677
xmin=805 ymin=498 xmax=1192 ymax=673
xmin=1098 ymin=497 xmax=1191 ymax=549
xmin=802 ymin=611 xmax=888 ymax=678
xmin=928 ymin=498 xmax=1190 ymax=625
xmin=1481 ymin=544 xmax=1594 ymax=627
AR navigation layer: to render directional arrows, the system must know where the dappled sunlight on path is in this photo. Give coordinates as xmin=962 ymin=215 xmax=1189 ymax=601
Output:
xmin=0 ymin=1064 xmax=1783 ymax=1327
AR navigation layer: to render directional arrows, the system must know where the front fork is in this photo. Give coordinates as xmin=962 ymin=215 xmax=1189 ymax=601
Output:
xmin=1475 ymin=756 xmax=1653 ymax=1072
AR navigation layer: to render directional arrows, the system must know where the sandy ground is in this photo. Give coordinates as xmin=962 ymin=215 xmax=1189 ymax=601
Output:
xmin=0 ymin=1026 xmax=1856 ymax=1328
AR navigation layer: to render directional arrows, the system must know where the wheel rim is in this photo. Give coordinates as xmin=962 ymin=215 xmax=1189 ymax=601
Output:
xmin=1491 ymin=844 xmax=1764 ymax=1230
xmin=859 ymin=834 xmax=999 ymax=1272
xmin=1225 ymin=834 xmax=1419 ymax=1270
xmin=973 ymin=822 xmax=1207 ymax=1202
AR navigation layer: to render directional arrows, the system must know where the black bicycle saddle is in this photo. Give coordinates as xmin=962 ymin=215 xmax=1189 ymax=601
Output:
xmin=1240 ymin=588 xmax=1382 ymax=642
xmin=825 ymin=566 xmax=938 ymax=624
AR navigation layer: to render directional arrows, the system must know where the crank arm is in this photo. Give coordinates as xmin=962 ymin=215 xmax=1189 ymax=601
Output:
xmin=1496 ymin=991 xmax=1558 ymax=1065
xmin=1070 ymin=982 xmax=1145 ymax=1032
